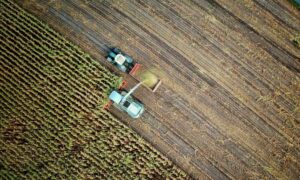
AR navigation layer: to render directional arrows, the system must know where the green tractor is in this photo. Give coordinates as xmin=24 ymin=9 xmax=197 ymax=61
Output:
xmin=106 ymin=47 xmax=141 ymax=75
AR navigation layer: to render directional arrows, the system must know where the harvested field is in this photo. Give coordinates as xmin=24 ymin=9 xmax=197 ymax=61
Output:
xmin=9 ymin=0 xmax=300 ymax=179
xmin=0 ymin=0 xmax=187 ymax=179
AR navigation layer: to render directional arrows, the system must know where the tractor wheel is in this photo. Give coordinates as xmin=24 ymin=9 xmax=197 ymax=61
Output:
xmin=119 ymin=65 xmax=127 ymax=72
xmin=125 ymin=55 xmax=133 ymax=63
xmin=108 ymin=51 xmax=116 ymax=58
xmin=112 ymin=48 xmax=121 ymax=54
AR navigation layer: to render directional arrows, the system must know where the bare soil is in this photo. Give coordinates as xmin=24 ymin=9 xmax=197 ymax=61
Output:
xmin=15 ymin=0 xmax=300 ymax=179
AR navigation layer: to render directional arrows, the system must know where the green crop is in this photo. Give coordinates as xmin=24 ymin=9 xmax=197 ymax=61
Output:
xmin=0 ymin=0 xmax=187 ymax=179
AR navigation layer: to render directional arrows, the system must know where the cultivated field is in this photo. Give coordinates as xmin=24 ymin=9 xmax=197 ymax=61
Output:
xmin=12 ymin=0 xmax=300 ymax=179
xmin=0 ymin=0 xmax=187 ymax=179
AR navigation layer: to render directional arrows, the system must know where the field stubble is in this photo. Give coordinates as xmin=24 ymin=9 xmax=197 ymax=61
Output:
xmin=0 ymin=0 xmax=187 ymax=179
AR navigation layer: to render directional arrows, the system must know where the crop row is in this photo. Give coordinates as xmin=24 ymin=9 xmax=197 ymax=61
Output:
xmin=0 ymin=0 xmax=187 ymax=179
